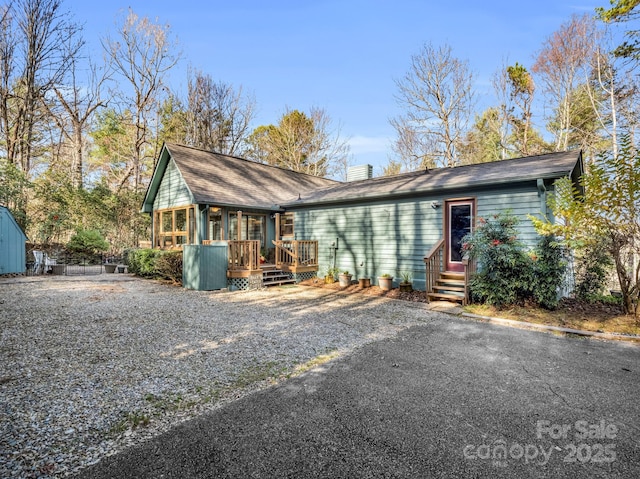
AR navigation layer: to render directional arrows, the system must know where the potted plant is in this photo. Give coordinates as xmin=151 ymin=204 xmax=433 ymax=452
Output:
xmin=338 ymin=270 xmax=353 ymax=287
xmin=399 ymin=271 xmax=413 ymax=292
xmin=378 ymin=273 xmax=393 ymax=291
xmin=324 ymin=266 xmax=339 ymax=284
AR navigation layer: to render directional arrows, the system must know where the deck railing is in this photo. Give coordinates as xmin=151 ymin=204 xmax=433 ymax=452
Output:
xmin=423 ymin=238 xmax=445 ymax=301
xmin=228 ymin=240 xmax=260 ymax=271
xmin=462 ymin=256 xmax=477 ymax=305
xmin=273 ymin=240 xmax=318 ymax=269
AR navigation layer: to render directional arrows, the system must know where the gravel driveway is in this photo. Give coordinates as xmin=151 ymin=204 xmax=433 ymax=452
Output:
xmin=0 ymin=275 xmax=440 ymax=478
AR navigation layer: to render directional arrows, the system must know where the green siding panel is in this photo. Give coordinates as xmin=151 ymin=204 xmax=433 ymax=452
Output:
xmin=0 ymin=207 xmax=27 ymax=275
xmin=153 ymin=159 xmax=194 ymax=210
xmin=290 ymin=181 xmax=550 ymax=291
xmin=183 ymin=244 xmax=228 ymax=290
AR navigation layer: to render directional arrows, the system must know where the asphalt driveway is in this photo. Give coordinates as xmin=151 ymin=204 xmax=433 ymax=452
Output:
xmin=75 ymin=313 xmax=640 ymax=478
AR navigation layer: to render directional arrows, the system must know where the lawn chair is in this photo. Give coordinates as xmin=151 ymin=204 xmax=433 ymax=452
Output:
xmin=44 ymin=254 xmax=57 ymax=273
xmin=32 ymin=250 xmax=44 ymax=274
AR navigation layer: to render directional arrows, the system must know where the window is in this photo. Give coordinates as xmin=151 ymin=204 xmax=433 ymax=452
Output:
xmin=208 ymin=207 xmax=223 ymax=241
xmin=229 ymin=213 xmax=266 ymax=247
xmin=280 ymin=213 xmax=294 ymax=237
xmin=154 ymin=206 xmax=195 ymax=248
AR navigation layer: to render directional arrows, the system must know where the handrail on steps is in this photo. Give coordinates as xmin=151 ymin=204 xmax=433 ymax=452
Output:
xmin=423 ymin=238 xmax=476 ymax=305
xmin=272 ymin=240 xmax=318 ymax=269
xmin=423 ymin=239 xmax=445 ymax=301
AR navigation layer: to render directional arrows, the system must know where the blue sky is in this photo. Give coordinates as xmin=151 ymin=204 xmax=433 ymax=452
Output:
xmin=66 ymin=0 xmax=613 ymax=174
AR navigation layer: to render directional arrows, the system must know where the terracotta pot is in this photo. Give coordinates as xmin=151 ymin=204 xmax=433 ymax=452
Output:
xmin=378 ymin=276 xmax=394 ymax=291
xmin=338 ymin=274 xmax=352 ymax=287
xmin=358 ymin=278 xmax=371 ymax=288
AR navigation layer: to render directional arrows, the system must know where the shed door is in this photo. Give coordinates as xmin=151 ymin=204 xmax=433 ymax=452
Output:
xmin=445 ymin=200 xmax=474 ymax=272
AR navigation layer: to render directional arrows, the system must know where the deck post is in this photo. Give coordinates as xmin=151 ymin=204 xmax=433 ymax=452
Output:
xmin=236 ymin=210 xmax=242 ymax=240
xmin=275 ymin=213 xmax=281 ymax=241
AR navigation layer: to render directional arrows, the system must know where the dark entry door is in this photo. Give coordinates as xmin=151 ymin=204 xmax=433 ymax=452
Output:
xmin=445 ymin=200 xmax=474 ymax=272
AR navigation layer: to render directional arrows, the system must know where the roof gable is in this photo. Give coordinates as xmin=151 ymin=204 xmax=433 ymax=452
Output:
xmin=0 ymin=206 xmax=27 ymax=240
xmin=142 ymin=143 xmax=340 ymax=212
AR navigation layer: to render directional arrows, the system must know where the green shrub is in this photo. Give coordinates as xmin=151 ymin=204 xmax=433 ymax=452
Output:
xmin=155 ymin=251 xmax=183 ymax=284
xmin=574 ymin=240 xmax=613 ymax=300
xmin=127 ymin=248 xmax=183 ymax=283
xmin=530 ymin=234 xmax=566 ymax=310
xmin=463 ymin=213 xmax=533 ymax=308
xmin=584 ymin=293 xmax=623 ymax=306
xmin=463 ymin=213 xmax=566 ymax=309
xmin=127 ymin=248 xmax=162 ymax=277
xmin=67 ymin=229 xmax=109 ymax=256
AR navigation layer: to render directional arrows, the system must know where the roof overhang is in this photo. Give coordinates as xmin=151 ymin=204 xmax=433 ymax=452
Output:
xmin=281 ymin=170 xmax=578 ymax=209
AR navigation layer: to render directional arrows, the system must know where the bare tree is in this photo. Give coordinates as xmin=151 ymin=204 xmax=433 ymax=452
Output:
xmin=391 ymin=42 xmax=476 ymax=168
xmin=0 ymin=0 xmax=82 ymax=175
xmin=585 ymin=30 xmax=638 ymax=160
xmin=47 ymin=47 xmax=110 ymax=188
xmin=533 ymin=14 xmax=598 ymax=152
xmin=185 ymin=69 xmax=256 ymax=156
xmin=388 ymin=117 xmax=437 ymax=170
xmin=102 ymin=8 xmax=181 ymax=191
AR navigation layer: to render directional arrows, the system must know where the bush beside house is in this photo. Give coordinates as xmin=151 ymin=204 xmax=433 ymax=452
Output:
xmin=463 ymin=212 xmax=566 ymax=309
xmin=127 ymin=248 xmax=183 ymax=284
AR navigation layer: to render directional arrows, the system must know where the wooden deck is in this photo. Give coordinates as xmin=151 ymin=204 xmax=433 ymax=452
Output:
xmin=273 ymin=240 xmax=319 ymax=273
xmin=224 ymin=240 xmax=319 ymax=278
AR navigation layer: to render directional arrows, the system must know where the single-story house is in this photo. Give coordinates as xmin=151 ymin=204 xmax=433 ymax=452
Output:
xmin=0 ymin=205 xmax=27 ymax=275
xmin=141 ymin=143 xmax=583 ymax=301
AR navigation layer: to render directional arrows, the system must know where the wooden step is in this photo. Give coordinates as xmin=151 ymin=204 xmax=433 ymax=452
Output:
xmin=436 ymin=278 xmax=465 ymax=286
xmin=440 ymin=271 xmax=464 ymax=279
xmin=428 ymin=292 xmax=465 ymax=303
xmin=263 ymin=278 xmax=296 ymax=286
xmin=433 ymin=285 xmax=465 ymax=293
xmin=428 ymin=270 xmax=467 ymax=305
xmin=263 ymin=270 xmax=289 ymax=277
xmin=262 ymin=268 xmax=296 ymax=287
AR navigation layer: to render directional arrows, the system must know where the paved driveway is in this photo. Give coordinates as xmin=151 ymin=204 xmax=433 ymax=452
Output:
xmin=77 ymin=314 xmax=640 ymax=478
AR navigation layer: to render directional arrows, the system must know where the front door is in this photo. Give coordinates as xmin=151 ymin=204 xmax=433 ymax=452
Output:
xmin=445 ymin=199 xmax=474 ymax=272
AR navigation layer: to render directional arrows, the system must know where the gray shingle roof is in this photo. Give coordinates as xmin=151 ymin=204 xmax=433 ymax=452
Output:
xmin=281 ymin=150 xmax=582 ymax=207
xmin=164 ymin=144 xmax=340 ymax=209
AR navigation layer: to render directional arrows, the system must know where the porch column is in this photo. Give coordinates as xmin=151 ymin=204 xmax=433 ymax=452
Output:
xmin=274 ymin=213 xmax=281 ymax=241
xmin=236 ymin=210 xmax=242 ymax=240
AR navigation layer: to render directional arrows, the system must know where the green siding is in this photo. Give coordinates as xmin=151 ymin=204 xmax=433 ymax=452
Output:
xmin=153 ymin=159 xmax=194 ymax=210
xmin=290 ymin=180 xmax=551 ymax=291
xmin=0 ymin=207 xmax=27 ymax=274
xmin=183 ymin=244 xmax=228 ymax=290
xmin=477 ymin=187 xmax=545 ymax=246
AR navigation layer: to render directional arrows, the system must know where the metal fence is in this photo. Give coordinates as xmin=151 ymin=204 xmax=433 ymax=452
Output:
xmin=25 ymin=253 xmax=125 ymax=276
xmin=64 ymin=264 xmax=104 ymax=276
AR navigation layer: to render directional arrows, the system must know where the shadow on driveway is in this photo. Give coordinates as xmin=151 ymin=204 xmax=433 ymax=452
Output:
xmin=76 ymin=315 xmax=640 ymax=478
